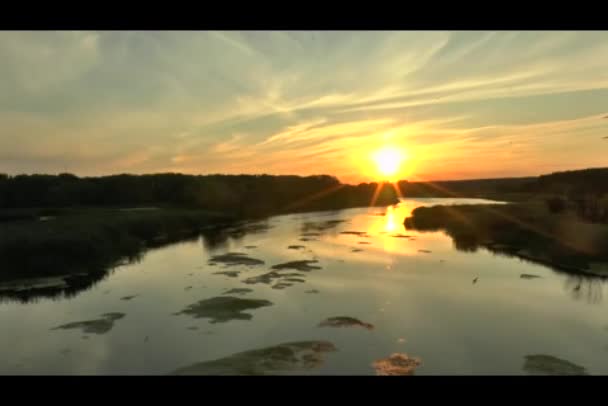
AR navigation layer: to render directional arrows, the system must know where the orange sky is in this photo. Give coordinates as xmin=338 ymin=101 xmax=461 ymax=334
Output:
xmin=1 ymin=31 xmax=608 ymax=183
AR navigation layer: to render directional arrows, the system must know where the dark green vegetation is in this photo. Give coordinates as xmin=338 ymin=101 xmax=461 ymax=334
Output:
xmin=173 ymin=296 xmax=273 ymax=323
xmin=300 ymin=219 xmax=345 ymax=234
xmin=318 ymin=316 xmax=374 ymax=330
xmin=170 ymin=341 xmax=337 ymax=375
xmin=2 ymin=167 xmax=606 ymax=301
xmin=284 ymin=277 xmax=306 ymax=283
xmin=340 ymin=231 xmax=369 ymax=237
xmin=390 ymin=233 xmax=414 ymax=238
xmin=271 ymin=260 xmax=321 ymax=272
xmin=401 ymin=167 xmax=608 ymax=223
xmin=120 ymin=295 xmax=138 ymax=301
xmin=398 ymin=176 xmax=536 ymax=201
xmin=0 ymin=173 xmax=398 ymax=216
xmin=51 ymin=313 xmax=126 ymax=335
xmin=272 ymin=282 xmax=293 ymax=290
xmin=213 ymin=271 xmax=241 ymax=278
xmin=404 ymin=167 xmax=608 ymax=276
xmin=405 ymin=201 xmax=608 ymax=276
xmin=222 ymin=288 xmax=253 ymax=296
xmin=523 ymin=354 xmax=587 ymax=375
xmin=0 ymin=173 xmax=397 ymax=294
xmin=207 ymin=252 xmax=265 ymax=267
xmin=242 ymin=271 xmax=307 ymax=286
xmin=0 ymin=207 xmax=234 ymax=284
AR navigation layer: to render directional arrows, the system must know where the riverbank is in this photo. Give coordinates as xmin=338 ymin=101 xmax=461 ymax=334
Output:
xmin=0 ymin=208 xmax=237 ymax=282
xmin=0 ymin=185 xmax=398 ymax=288
xmin=404 ymin=201 xmax=608 ymax=277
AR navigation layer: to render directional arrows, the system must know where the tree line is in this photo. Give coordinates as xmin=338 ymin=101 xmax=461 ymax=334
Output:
xmin=0 ymin=173 xmax=399 ymax=217
xmin=397 ymin=167 xmax=608 ymax=224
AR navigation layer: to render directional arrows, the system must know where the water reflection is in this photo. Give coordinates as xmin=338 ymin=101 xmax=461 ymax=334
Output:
xmin=51 ymin=313 xmax=126 ymax=335
xmin=0 ymin=269 xmax=113 ymax=304
xmin=383 ymin=206 xmax=399 ymax=234
xmin=300 ymin=219 xmax=346 ymax=237
xmin=200 ymin=220 xmax=271 ymax=252
xmin=318 ymin=316 xmax=374 ymax=330
xmin=564 ymin=275 xmax=604 ymax=304
xmin=0 ymin=220 xmax=269 ymax=304
xmin=3 ymin=198 xmax=608 ymax=375
xmin=173 ymin=296 xmax=273 ymax=324
xmin=78 ymin=199 xmax=608 ymax=308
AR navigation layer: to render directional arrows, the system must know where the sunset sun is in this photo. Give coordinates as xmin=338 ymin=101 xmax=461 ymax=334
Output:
xmin=372 ymin=147 xmax=406 ymax=180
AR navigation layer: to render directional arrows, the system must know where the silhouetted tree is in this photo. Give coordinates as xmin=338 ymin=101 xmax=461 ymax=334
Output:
xmin=0 ymin=172 xmax=396 ymax=215
xmin=545 ymin=196 xmax=567 ymax=213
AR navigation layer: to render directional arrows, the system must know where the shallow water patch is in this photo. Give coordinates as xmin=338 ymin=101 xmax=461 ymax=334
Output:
xmin=208 ymin=253 xmax=265 ymax=267
xmin=213 ymin=271 xmax=241 ymax=278
xmin=523 ymin=354 xmax=587 ymax=375
xmin=271 ymin=260 xmax=321 ymax=272
xmin=170 ymin=341 xmax=337 ymax=375
xmin=242 ymin=271 xmax=305 ymax=286
xmin=319 ymin=316 xmax=374 ymax=330
xmin=120 ymin=295 xmax=138 ymax=301
xmin=223 ymin=288 xmax=253 ymax=295
xmin=52 ymin=313 xmax=126 ymax=335
xmin=340 ymin=231 xmax=369 ymax=237
xmin=520 ymin=274 xmax=541 ymax=279
xmin=173 ymin=296 xmax=273 ymax=324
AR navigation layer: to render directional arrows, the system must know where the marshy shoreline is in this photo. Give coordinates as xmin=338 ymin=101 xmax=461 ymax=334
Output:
xmin=3 ymin=167 xmax=608 ymax=298
xmin=0 ymin=174 xmax=400 ymax=296
xmin=404 ymin=201 xmax=608 ymax=278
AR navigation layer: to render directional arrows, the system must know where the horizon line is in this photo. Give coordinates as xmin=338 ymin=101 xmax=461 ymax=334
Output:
xmin=2 ymin=165 xmax=607 ymax=186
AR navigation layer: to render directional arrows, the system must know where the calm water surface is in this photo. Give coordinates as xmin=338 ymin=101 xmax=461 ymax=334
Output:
xmin=1 ymin=198 xmax=607 ymax=375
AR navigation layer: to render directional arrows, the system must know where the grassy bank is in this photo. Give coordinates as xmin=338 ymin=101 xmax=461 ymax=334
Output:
xmin=0 ymin=208 xmax=236 ymax=282
xmin=0 ymin=174 xmax=400 ymax=287
xmin=404 ymin=201 xmax=608 ymax=276
xmin=0 ymin=186 xmax=398 ymax=290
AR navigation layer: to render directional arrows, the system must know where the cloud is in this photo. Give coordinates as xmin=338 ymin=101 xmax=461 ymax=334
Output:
xmin=1 ymin=31 xmax=608 ymax=180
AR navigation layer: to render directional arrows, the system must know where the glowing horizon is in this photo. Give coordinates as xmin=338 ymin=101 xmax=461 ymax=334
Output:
xmin=1 ymin=31 xmax=608 ymax=183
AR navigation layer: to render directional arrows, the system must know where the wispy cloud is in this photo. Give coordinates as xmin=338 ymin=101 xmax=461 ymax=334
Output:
xmin=1 ymin=31 xmax=607 ymax=181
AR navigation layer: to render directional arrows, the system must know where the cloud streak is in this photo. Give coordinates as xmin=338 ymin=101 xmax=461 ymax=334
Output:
xmin=1 ymin=31 xmax=607 ymax=181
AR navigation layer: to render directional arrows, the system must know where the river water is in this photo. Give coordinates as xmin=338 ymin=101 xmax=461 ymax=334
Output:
xmin=1 ymin=198 xmax=607 ymax=375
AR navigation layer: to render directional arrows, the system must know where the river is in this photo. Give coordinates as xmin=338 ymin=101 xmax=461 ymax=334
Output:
xmin=1 ymin=198 xmax=606 ymax=375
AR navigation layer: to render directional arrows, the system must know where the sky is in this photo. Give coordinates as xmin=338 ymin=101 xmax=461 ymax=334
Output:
xmin=1 ymin=31 xmax=607 ymax=183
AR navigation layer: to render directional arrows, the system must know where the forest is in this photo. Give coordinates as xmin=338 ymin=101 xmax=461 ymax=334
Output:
xmin=399 ymin=167 xmax=608 ymax=224
xmin=0 ymin=173 xmax=399 ymax=218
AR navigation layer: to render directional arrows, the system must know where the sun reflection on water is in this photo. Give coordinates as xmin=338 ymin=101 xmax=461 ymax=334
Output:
xmin=384 ymin=207 xmax=398 ymax=233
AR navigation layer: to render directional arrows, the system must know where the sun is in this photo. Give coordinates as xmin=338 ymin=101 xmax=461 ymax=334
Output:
xmin=372 ymin=146 xmax=405 ymax=180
